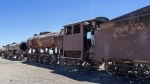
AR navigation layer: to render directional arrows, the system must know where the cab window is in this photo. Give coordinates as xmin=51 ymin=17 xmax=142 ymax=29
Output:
xmin=73 ymin=24 xmax=80 ymax=34
xmin=65 ymin=26 xmax=72 ymax=35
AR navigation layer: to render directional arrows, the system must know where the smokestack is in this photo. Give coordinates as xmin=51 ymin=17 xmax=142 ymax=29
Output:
xmin=12 ymin=42 xmax=16 ymax=44
xmin=34 ymin=34 xmax=38 ymax=36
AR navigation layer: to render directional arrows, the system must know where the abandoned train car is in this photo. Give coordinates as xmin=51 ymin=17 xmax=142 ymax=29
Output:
xmin=4 ymin=42 xmax=28 ymax=60
xmin=93 ymin=5 xmax=150 ymax=79
xmin=3 ymin=5 xmax=150 ymax=79
xmin=59 ymin=17 xmax=109 ymax=67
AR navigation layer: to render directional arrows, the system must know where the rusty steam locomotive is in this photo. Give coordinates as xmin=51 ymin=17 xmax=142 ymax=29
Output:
xmin=2 ymin=5 xmax=150 ymax=79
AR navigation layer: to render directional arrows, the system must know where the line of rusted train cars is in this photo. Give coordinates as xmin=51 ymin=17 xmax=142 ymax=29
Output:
xmin=1 ymin=5 xmax=150 ymax=79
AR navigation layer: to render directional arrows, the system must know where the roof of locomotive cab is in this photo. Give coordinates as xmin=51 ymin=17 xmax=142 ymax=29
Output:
xmin=63 ymin=17 xmax=109 ymax=27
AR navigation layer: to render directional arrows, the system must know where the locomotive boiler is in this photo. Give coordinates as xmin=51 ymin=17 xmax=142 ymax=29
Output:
xmin=0 ymin=45 xmax=6 ymax=56
xmin=27 ymin=31 xmax=63 ymax=49
xmin=5 ymin=42 xmax=28 ymax=60
xmin=26 ymin=30 xmax=64 ymax=64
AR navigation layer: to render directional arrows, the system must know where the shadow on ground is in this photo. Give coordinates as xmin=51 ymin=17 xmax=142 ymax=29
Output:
xmin=1 ymin=57 xmax=19 ymax=61
xmin=21 ymin=61 xmax=150 ymax=84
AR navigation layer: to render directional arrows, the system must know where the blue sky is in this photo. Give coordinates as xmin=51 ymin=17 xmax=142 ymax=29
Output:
xmin=0 ymin=0 xmax=150 ymax=45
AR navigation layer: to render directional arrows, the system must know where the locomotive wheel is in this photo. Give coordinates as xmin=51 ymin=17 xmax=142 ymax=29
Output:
xmin=27 ymin=55 xmax=30 ymax=62
xmin=66 ymin=59 xmax=77 ymax=71
xmin=133 ymin=64 xmax=150 ymax=79
xmin=4 ymin=53 xmax=7 ymax=59
xmin=77 ymin=61 xmax=84 ymax=70
xmin=42 ymin=56 xmax=46 ymax=64
xmin=50 ymin=55 xmax=57 ymax=65
xmin=59 ymin=58 xmax=66 ymax=66
xmin=18 ymin=54 xmax=23 ymax=61
xmin=30 ymin=55 xmax=34 ymax=62
xmin=16 ymin=55 xmax=19 ymax=60
xmin=29 ymin=55 xmax=34 ymax=62
xmin=73 ymin=60 xmax=81 ymax=71
xmin=104 ymin=62 xmax=116 ymax=75
xmin=39 ymin=56 xmax=44 ymax=64
xmin=33 ymin=56 xmax=37 ymax=62
xmin=43 ymin=56 xmax=50 ymax=64
xmin=84 ymin=62 xmax=93 ymax=71
xmin=94 ymin=63 xmax=101 ymax=71
xmin=67 ymin=59 xmax=75 ymax=66
xmin=9 ymin=56 xmax=13 ymax=59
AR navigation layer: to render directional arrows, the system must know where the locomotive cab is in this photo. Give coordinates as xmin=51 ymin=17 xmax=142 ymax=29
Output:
xmin=62 ymin=17 xmax=109 ymax=61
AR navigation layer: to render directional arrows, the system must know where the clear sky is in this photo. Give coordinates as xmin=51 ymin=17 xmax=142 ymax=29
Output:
xmin=0 ymin=0 xmax=150 ymax=45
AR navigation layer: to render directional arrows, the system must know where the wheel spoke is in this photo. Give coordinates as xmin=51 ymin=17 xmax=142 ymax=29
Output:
xmin=133 ymin=64 xmax=150 ymax=79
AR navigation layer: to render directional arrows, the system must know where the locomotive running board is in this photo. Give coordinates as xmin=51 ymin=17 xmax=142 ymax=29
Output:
xmin=60 ymin=57 xmax=82 ymax=60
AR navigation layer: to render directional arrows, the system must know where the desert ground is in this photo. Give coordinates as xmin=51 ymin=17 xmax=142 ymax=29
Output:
xmin=0 ymin=57 xmax=149 ymax=84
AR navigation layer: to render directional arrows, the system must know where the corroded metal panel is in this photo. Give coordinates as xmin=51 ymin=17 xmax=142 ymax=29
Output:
xmin=0 ymin=46 xmax=6 ymax=52
xmin=5 ymin=42 xmax=28 ymax=52
xmin=63 ymin=23 xmax=83 ymax=51
xmin=111 ymin=5 xmax=150 ymax=21
xmin=8 ymin=43 xmax=20 ymax=51
xmin=63 ymin=34 xmax=83 ymax=51
xmin=95 ymin=12 xmax=150 ymax=60
xmin=32 ymin=36 xmax=41 ymax=48
xmin=27 ymin=30 xmax=64 ymax=49
xmin=38 ymin=33 xmax=56 ymax=48
xmin=27 ymin=36 xmax=39 ymax=48
xmin=55 ymin=36 xmax=63 ymax=49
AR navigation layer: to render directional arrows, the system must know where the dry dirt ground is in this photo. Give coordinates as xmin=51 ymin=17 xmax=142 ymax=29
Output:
xmin=0 ymin=57 xmax=150 ymax=84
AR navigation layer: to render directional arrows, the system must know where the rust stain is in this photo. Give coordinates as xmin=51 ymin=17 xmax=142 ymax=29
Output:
xmin=128 ymin=51 xmax=133 ymax=57
xmin=100 ymin=22 xmax=114 ymax=29
xmin=129 ymin=23 xmax=145 ymax=34
xmin=114 ymin=22 xmax=146 ymax=35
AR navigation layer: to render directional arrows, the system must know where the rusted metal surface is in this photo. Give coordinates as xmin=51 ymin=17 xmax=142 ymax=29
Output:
xmin=27 ymin=30 xmax=64 ymax=49
xmin=111 ymin=5 xmax=150 ymax=21
xmin=27 ymin=35 xmax=40 ymax=49
xmin=63 ymin=23 xmax=83 ymax=51
xmin=32 ymin=35 xmax=41 ymax=48
xmin=94 ymin=11 xmax=150 ymax=61
xmin=55 ymin=29 xmax=64 ymax=49
xmin=63 ymin=34 xmax=83 ymax=51
xmin=6 ymin=42 xmax=28 ymax=52
xmin=63 ymin=23 xmax=83 ymax=59
xmin=55 ymin=36 xmax=63 ymax=49
xmin=6 ymin=43 xmax=20 ymax=51
xmin=27 ymin=37 xmax=34 ymax=48
xmin=63 ymin=17 xmax=109 ymax=59
xmin=38 ymin=33 xmax=56 ymax=48
xmin=0 ymin=46 xmax=6 ymax=52
xmin=63 ymin=17 xmax=109 ymax=51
